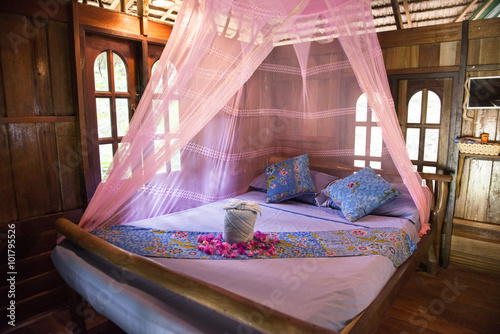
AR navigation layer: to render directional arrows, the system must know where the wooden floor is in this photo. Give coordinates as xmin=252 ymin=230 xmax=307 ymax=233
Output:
xmin=5 ymin=263 xmax=500 ymax=334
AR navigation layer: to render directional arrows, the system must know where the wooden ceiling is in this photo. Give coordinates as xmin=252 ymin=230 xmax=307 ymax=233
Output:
xmin=78 ymin=0 xmax=499 ymax=31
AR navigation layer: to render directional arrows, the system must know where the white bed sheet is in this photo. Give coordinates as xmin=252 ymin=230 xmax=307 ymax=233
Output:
xmin=52 ymin=191 xmax=420 ymax=333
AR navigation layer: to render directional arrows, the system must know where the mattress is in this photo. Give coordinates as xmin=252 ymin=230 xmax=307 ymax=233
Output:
xmin=52 ymin=191 xmax=420 ymax=333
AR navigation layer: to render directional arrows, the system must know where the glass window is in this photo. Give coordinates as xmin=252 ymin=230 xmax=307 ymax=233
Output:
xmin=407 ymin=91 xmax=422 ymax=123
xmin=152 ymin=60 xmax=181 ymax=172
xmin=424 ymin=128 xmax=439 ymax=162
xmin=370 ymin=127 xmax=382 ymax=157
xmin=406 ymin=128 xmax=420 ymax=160
xmin=354 ymin=160 xmax=365 ymax=168
xmin=94 ymin=52 xmax=109 ymax=91
xmin=93 ymin=51 xmax=132 ymax=182
xmin=404 ymin=89 xmax=442 ymax=173
xmin=423 ymin=166 xmax=437 ymax=174
xmin=355 ymin=126 xmax=366 ymax=156
xmin=354 ymin=93 xmax=383 ymax=168
xmin=96 ymin=98 xmax=111 ymax=138
xmin=99 ymin=144 xmax=113 ymax=180
xmin=426 ymin=91 xmax=441 ymax=124
xmin=116 ymin=98 xmax=130 ymax=137
xmin=356 ymin=95 xmax=367 ymax=122
xmin=113 ymin=52 xmax=128 ymax=92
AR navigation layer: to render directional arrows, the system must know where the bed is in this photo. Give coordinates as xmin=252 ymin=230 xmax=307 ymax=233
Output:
xmin=52 ymin=163 xmax=452 ymax=334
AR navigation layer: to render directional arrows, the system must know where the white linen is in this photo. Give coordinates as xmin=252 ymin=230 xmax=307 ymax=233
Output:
xmin=52 ymin=191 xmax=419 ymax=333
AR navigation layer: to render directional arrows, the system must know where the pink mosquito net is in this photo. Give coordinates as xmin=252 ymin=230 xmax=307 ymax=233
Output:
xmin=79 ymin=0 xmax=432 ymax=236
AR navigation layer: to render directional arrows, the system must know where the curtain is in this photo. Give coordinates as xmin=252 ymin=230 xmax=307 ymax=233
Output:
xmin=79 ymin=0 xmax=431 ymax=236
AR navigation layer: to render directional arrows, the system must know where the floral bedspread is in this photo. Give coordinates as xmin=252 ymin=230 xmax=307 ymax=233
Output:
xmin=91 ymin=226 xmax=417 ymax=268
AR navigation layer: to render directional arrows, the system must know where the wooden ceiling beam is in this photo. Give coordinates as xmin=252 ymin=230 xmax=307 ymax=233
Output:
xmin=137 ymin=0 xmax=150 ymax=36
xmin=403 ymin=0 xmax=412 ymax=28
xmin=469 ymin=0 xmax=494 ymax=20
xmin=456 ymin=0 xmax=480 ymax=22
xmin=390 ymin=0 xmax=404 ymax=29
xmin=160 ymin=4 xmax=176 ymax=21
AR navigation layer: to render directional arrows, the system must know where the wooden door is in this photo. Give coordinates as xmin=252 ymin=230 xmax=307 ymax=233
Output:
xmin=395 ymin=78 xmax=453 ymax=173
xmin=84 ymin=34 xmax=139 ymax=197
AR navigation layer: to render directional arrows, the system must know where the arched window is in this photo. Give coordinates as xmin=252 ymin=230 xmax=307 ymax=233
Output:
xmin=152 ymin=60 xmax=181 ymax=172
xmin=354 ymin=93 xmax=382 ymax=169
xmin=405 ymin=89 xmax=441 ymax=173
xmin=93 ymin=51 xmax=132 ymax=180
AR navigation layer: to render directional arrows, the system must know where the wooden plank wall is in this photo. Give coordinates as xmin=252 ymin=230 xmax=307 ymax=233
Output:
xmin=0 ymin=10 xmax=84 ymax=329
xmin=0 ymin=2 xmax=173 ymax=328
xmin=379 ymin=18 xmax=500 ymax=273
xmin=452 ymin=18 xmax=500 ymax=273
xmin=269 ymin=40 xmax=362 ymax=177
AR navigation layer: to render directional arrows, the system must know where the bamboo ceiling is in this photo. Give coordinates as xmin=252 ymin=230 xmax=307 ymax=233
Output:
xmin=77 ymin=0 xmax=498 ymax=31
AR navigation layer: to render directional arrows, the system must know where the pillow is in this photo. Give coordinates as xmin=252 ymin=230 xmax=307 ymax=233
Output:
xmin=370 ymin=183 xmax=420 ymax=223
xmin=295 ymin=173 xmax=340 ymax=206
xmin=322 ymin=166 xmax=401 ymax=222
xmin=250 ymin=170 xmax=340 ymax=206
xmin=322 ymin=182 xmax=419 ymax=222
xmin=264 ymin=154 xmax=316 ymax=203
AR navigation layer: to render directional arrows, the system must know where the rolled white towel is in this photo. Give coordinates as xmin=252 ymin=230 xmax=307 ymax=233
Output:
xmin=222 ymin=199 xmax=262 ymax=244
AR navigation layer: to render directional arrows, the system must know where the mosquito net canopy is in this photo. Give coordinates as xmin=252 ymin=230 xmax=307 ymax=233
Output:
xmin=79 ymin=0 xmax=432 ymax=236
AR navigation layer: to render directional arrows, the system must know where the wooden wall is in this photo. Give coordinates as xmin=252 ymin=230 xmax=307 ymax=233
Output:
xmin=380 ymin=18 xmax=500 ymax=273
xmin=0 ymin=1 xmax=172 ymax=329
xmin=0 ymin=8 xmax=83 ymax=329
xmin=452 ymin=18 xmax=500 ymax=272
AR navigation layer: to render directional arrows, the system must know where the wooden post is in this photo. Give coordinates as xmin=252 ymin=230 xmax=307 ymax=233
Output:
xmin=442 ymin=20 xmax=469 ymax=269
xmin=68 ymin=289 xmax=87 ymax=334
xmin=137 ymin=0 xmax=149 ymax=36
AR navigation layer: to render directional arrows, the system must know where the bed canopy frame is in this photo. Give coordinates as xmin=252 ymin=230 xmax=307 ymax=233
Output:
xmin=55 ymin=0 xmax=453 ymax=332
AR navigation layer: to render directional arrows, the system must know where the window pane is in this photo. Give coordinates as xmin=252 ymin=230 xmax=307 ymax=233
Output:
xmin=424 ymin=128 xmax=439 ymax=162
xmin=155 ymin=116 xmax=165 ymax=135
xmin=423 ymin=166 xmax=437 ymax=174
xmin=152 ymin=60 xmax=159 ymax=75
xmin=113 ymin=52 xmax=127 ymax=92
xmin=355 ymin=126 xmax=366 ymax=156
xmin=408 ymin=91 xmax=422 ymax=123
xmin=426 ymin=91 xmax=441 ymax=124
xmin=370 ymin=161 xmax=381 ymax=169
xmin=94 ymin=52 xmax=109 ymax=91
xmin=354 ymin=160 xmax=365 ymax=168
xmin=99 ymin=144 xmax=113 ymax=180
xmin=356 ymin=94 xmax=367 ymax=122
xmin=370 ymin=127 xmax=382 ymax=157
xmin=169 ymin=100 xmax=180 ymax=131
xmin=118 ymin=142 xmax=132 ymax=179
xmin=406 ymin=128 xmax=420 ymax=160
xmin=152 ymin=61 xmax=164 ymax=94
xmin=170 ymin=139 xmax=181 ymax=171
xmin=154 ymin=140 xmax=167 ymax=174
xmin=116 ymin=98 xmax=130 ymax=137
xmin=96 ymin=98 xmax=112 ymax=138
xmin=167 ymin=61 xmax=177 ymax=87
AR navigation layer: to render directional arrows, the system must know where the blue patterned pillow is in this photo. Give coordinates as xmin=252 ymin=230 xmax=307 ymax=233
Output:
xmin=322 ymin=166 xmax=401 ymax=222
xmin=264 ymin=154 xmax=316 ymax=203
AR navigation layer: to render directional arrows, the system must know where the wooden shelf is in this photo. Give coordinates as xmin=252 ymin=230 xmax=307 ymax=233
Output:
xmin=456 ymin=153 xmax=500 ymax=195
xmin=459 ymin=153 xmax=500 ymax=160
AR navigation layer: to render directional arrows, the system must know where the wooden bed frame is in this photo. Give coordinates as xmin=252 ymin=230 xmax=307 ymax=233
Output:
xmin=54 ymin=164 xmax=452 ymax=334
